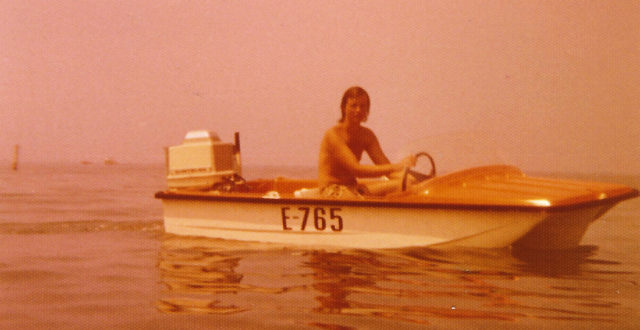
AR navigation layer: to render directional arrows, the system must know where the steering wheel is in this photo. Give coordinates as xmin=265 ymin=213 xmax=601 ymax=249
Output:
xmin=401 ymin=152 xmax=436 ymax=191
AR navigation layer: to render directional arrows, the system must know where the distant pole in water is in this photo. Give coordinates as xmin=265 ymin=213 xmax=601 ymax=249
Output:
xmin=11 ymin=144 xmax=19 ymax=170
xmin=234 ymin=132 xmax=242 ymax=176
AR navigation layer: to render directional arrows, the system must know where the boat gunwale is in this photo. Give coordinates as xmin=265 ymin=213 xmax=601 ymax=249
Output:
xmin=155 ymin=188 xmax=638 ymax=213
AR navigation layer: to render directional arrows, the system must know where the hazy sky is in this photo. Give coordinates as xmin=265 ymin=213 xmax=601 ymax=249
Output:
xmin=1 ymin=1 xmax=639 ymax=174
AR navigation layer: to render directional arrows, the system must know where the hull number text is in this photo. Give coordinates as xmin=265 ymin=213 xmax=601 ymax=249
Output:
xmin=281 ymin=207 xmax=343 ymax=232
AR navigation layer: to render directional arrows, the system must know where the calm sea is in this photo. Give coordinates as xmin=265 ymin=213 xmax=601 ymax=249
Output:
xmin=1 ymin=163 xmax=639 ymax=329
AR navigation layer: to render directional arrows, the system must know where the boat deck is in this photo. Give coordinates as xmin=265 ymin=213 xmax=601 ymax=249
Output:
xmin=158 ymin=166 xmax=638 ymax=212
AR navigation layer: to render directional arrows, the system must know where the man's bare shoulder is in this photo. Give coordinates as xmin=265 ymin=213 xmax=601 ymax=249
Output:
xmin=321 ymin=126 xmax=338 ymax=140
xmin=358 ymin=126 xmax=376 ymax=138
xmin=320 ymin=126 xmax=341 ymax=151
xmin=352 ymin=126 xmax=378 ymax=147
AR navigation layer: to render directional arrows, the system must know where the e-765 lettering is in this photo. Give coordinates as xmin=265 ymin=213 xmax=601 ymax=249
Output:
xmin=281 ymin=207 xmax=343 ymax=232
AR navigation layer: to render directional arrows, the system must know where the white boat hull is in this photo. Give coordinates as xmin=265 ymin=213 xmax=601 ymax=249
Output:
xmin=158 ymin=196 xmax=610 ymax=249
xmin=512 ymin=203 xmax=616 ymax=250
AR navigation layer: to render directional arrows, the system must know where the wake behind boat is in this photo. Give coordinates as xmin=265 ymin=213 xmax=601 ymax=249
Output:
xmin=155 ymin=130 xmax=638 ymax=250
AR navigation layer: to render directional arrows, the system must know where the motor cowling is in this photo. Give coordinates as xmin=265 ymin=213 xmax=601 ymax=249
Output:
xmin=166 ymin=130 xmax=242 ymax=190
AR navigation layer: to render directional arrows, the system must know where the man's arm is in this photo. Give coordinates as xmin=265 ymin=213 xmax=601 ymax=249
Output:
xmin=363 ymin=129 xmax=391 ymax=165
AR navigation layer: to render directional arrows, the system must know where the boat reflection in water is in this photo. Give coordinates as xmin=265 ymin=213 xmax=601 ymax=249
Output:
xmin=156 ymin=234 xmax=631 ymax=327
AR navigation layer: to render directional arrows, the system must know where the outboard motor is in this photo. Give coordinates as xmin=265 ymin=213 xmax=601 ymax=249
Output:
xmin=166 ymin=130 xmax=243 ymax=190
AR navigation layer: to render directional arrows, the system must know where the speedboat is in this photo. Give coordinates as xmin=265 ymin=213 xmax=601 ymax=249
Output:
xmin=155 ymin=130 xmax=638 ymax=250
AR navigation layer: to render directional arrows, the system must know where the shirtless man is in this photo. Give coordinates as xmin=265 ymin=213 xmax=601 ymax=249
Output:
xmin=318 ymin=86 xmax=416 ymax=197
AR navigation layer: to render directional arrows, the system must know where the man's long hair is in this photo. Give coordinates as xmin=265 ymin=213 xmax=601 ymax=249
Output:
xmin=339 ymin=86 xmax=370 ymax=122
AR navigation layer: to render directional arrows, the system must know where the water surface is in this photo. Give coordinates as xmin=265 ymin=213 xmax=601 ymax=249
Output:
xmin=1 ymin=164 xmax=638 ymax=329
